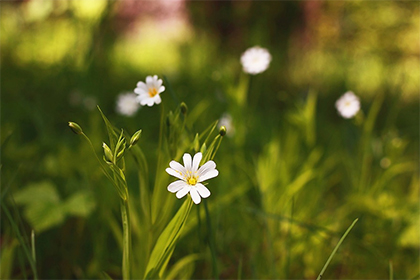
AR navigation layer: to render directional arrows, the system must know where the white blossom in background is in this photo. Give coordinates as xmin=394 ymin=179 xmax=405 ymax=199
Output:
xmin=335 ymin=91 xmax=361 ymax=119
xmin=116 ymin=92 xmax=140 ymax=116
xmin=218 ymin=113 xmax=235 ymax=137
xmin=134 ymin=75 xmax=165 ymax=107
xmin=83 ymin=96 xmax=97 ymax=111
xmin=166 ymin=152 xmax=218 ymax=204
xmin=240 ymin=46 xmax=272 ymax=75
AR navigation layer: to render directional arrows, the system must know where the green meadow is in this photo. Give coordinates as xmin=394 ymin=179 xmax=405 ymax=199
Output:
xmin=1 ymin=1 xmax=419 ymax=279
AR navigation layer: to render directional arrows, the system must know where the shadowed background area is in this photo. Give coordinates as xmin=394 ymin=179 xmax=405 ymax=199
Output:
xmin=1 ymin=1 xmax=419 ymax=279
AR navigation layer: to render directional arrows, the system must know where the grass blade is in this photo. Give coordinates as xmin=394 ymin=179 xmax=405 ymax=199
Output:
xmin=316 ymin=218 xmax=359 ymax=280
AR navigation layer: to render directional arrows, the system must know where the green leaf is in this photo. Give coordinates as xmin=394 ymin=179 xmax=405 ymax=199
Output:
xmin=63 ymin=190 xmax=96 ymax=217
xmin=164 ymin=254 xmax=201 ymax=280
xmin=14 ymin=181 xmax=66 ymax=233
xmin=14 ymin=181 xmax=60 ymax=205
xmin=97 ymin=106 xmax=120 ymax=148
xmin=145 ymin=198 xmax=193 ymax=279
xmin=0 ymin=239 xmax=18 ymax=280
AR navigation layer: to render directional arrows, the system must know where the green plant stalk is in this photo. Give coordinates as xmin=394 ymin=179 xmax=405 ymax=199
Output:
xmin=31 ymin=230 xmax=36 ymax=264
xmin=316 ymin=218 xmax=358 ymax=280
xmin=121 ymin=199 xmax=132 ymax=280
xmin=359 ymin=94 xmax=384 ymax=191
xmin=2 ymin=203 xmax=38 ymax=279
xmin=203 ymin=200 xmax=218 ymax=279
xmin=389 ymin=260 xmax=393 ymax=280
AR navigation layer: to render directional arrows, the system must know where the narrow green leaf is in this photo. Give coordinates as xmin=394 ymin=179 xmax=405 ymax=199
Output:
xmin=316 ymin=218 xmax=359 ymax=280
xmin=164 ymin=254 xmax=201 ymax=280
xmin=145 ymin=198 xmax=193 ymax=279
xmin=97 ymin=106 xmax=119 ymax=147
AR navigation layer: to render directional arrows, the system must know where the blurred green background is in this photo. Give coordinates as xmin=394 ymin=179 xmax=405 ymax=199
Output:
xmin=1 ymin=0 xmax=419 ymax=279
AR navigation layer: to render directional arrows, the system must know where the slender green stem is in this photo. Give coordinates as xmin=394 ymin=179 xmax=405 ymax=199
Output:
xmin=121 ymin=199 xmax=132 ymax=280
xmin=389 ymin=260 xmax=393 ymax=280
xmin=2 ymin=203 xmax=38 ymax=279
xmin=31 ymin=230 xmax=36 ymax=264
xmin=204 ymin=200 xmax=219 ymax=279
xmin=316 ymin=218 xmax=358 ymax=280
xmin=81 ymin=132 xmax=114 ymax=182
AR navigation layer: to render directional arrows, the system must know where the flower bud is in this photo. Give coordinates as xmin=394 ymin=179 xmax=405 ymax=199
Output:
xmin=102 ymin=142 xmax=113 ymax=163
xmin=180 ymin=102 xmax=188 ymax=115
xmin=129 ymin=130 xmax=142 ymax=148
xmin=115 ymin=134 xmax=126 ymax=161
xmin=68 ymin=122 xmax=83 ymax=135
xmin=219 ymin=126 xmax=227 ymax=137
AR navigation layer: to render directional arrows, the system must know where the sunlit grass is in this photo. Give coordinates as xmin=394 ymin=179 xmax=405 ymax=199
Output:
xmin=1 ymin=1 xmax=419 ymax=279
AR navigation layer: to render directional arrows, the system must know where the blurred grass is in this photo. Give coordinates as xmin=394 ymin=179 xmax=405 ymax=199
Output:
xmin=1 ymin=0 xmax=419 ymax=279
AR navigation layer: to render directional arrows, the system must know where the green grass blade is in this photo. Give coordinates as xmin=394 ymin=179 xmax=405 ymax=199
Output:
xmin=97 ymin=105 xmax=119 ymax=147
xmin=2 ymin=203 xmax=38 ymax=279
xmin=316 ymin=218 xmax=358 ymax=280
xmin=31 ymin=230 xmax=36 ymax=264
xmin=204 ymin=200 xmax=219 ymax=279
xmin=121 ymin=200 xmax=131 ymax=280
xmin=389 ymin=260 xmax=393 ymax=280
xmin=145 ymin=198 xmax=193 ymax=279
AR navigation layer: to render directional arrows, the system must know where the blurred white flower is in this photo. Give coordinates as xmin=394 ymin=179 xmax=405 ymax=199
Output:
xmin=218 ymin=113 xmax=235 ymax=137
xmin=116 ymin=92 xmax=140 ymax=116
xmin=134 ymin=75 xmax=165 ymax=107
xmin=83 ymin=96 xmax=97 ymax=111
xmin=335 ymin=91 xmax=360 ymax=119
xmin=166 ymin=152 xmax=218 ymax=204
xmin=240 ymin=46 xmax=272 ymax=75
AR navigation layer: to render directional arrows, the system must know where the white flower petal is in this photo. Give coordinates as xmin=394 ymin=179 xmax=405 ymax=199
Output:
xmin=146 ymin=75 xmax=153 ymax=85
xmin=168 ymin=180 xmax=187 ymax=193
xmin=198 ymin=169 xmax=219 ymax=182
xmin=196 ymin=183 xmax=211 ymax=198
xmin=176 ymin=186 xmax=190 ymax=199
xmin=190 ymin=188 xmax=201 ymax=204
xmin=192 ymin=152 xmax=202 ymax=172
xmin=136 ymin=81 xmax=148 ymax=89
xmin=169 ymin=160 xmax=186 ymax=175
xmin=156 ymin=78 xmax=163 ymax=88
xmin=166 ymin=167 xmax=185 ymax=181
xmin=140 ymin=97 xmax=151 ymax=106
xmin=158 ymin=86 xmax=165 ymax=94
xmin=153 ymin=95 xmax=162 ymax=105
xmin=146 ymin=98 xmax=155 ymax=107
xmin=197 ymin=160 xmax=216 ymax=177
xmin=134 ymin=87 xmax=147 ymax=95
xmin=183 ymin=153 xmax=192 ymax=171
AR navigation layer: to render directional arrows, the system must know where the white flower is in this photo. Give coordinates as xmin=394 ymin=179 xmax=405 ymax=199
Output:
xmin=218 ymin=113 xmax=235 ymax=137
xmin=134 ymin=75 xmax=165 ymax=107
xmin=166 ymin=152 xmax=218 ymax=204
xmin=240 ymin=46 xmax=272 ymax=75
xmin=116 ymin=92 xmax=140 ymax=116
xmin=335 ymin=91 xmax=361 ymax=119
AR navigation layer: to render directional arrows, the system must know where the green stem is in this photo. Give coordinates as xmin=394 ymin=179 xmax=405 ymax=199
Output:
xmin=121 ymin=199 xmax=132 ymax=280
xmin=31 ymin=230 xmax=36 ymax=264
xmin=316 ymin=218 xmax=358 ymax=280
xmin=2 ymin=203 xmax=38 ymax=279
xmin=204 ymin=200 xmax=218 ymax=279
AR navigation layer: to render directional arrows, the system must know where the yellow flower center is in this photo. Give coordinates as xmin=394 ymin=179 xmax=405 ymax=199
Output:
xmin=148 ymin=87 xmax=158 ymax=97
xmin=188 ymin=177 xmax=197 ymax=185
